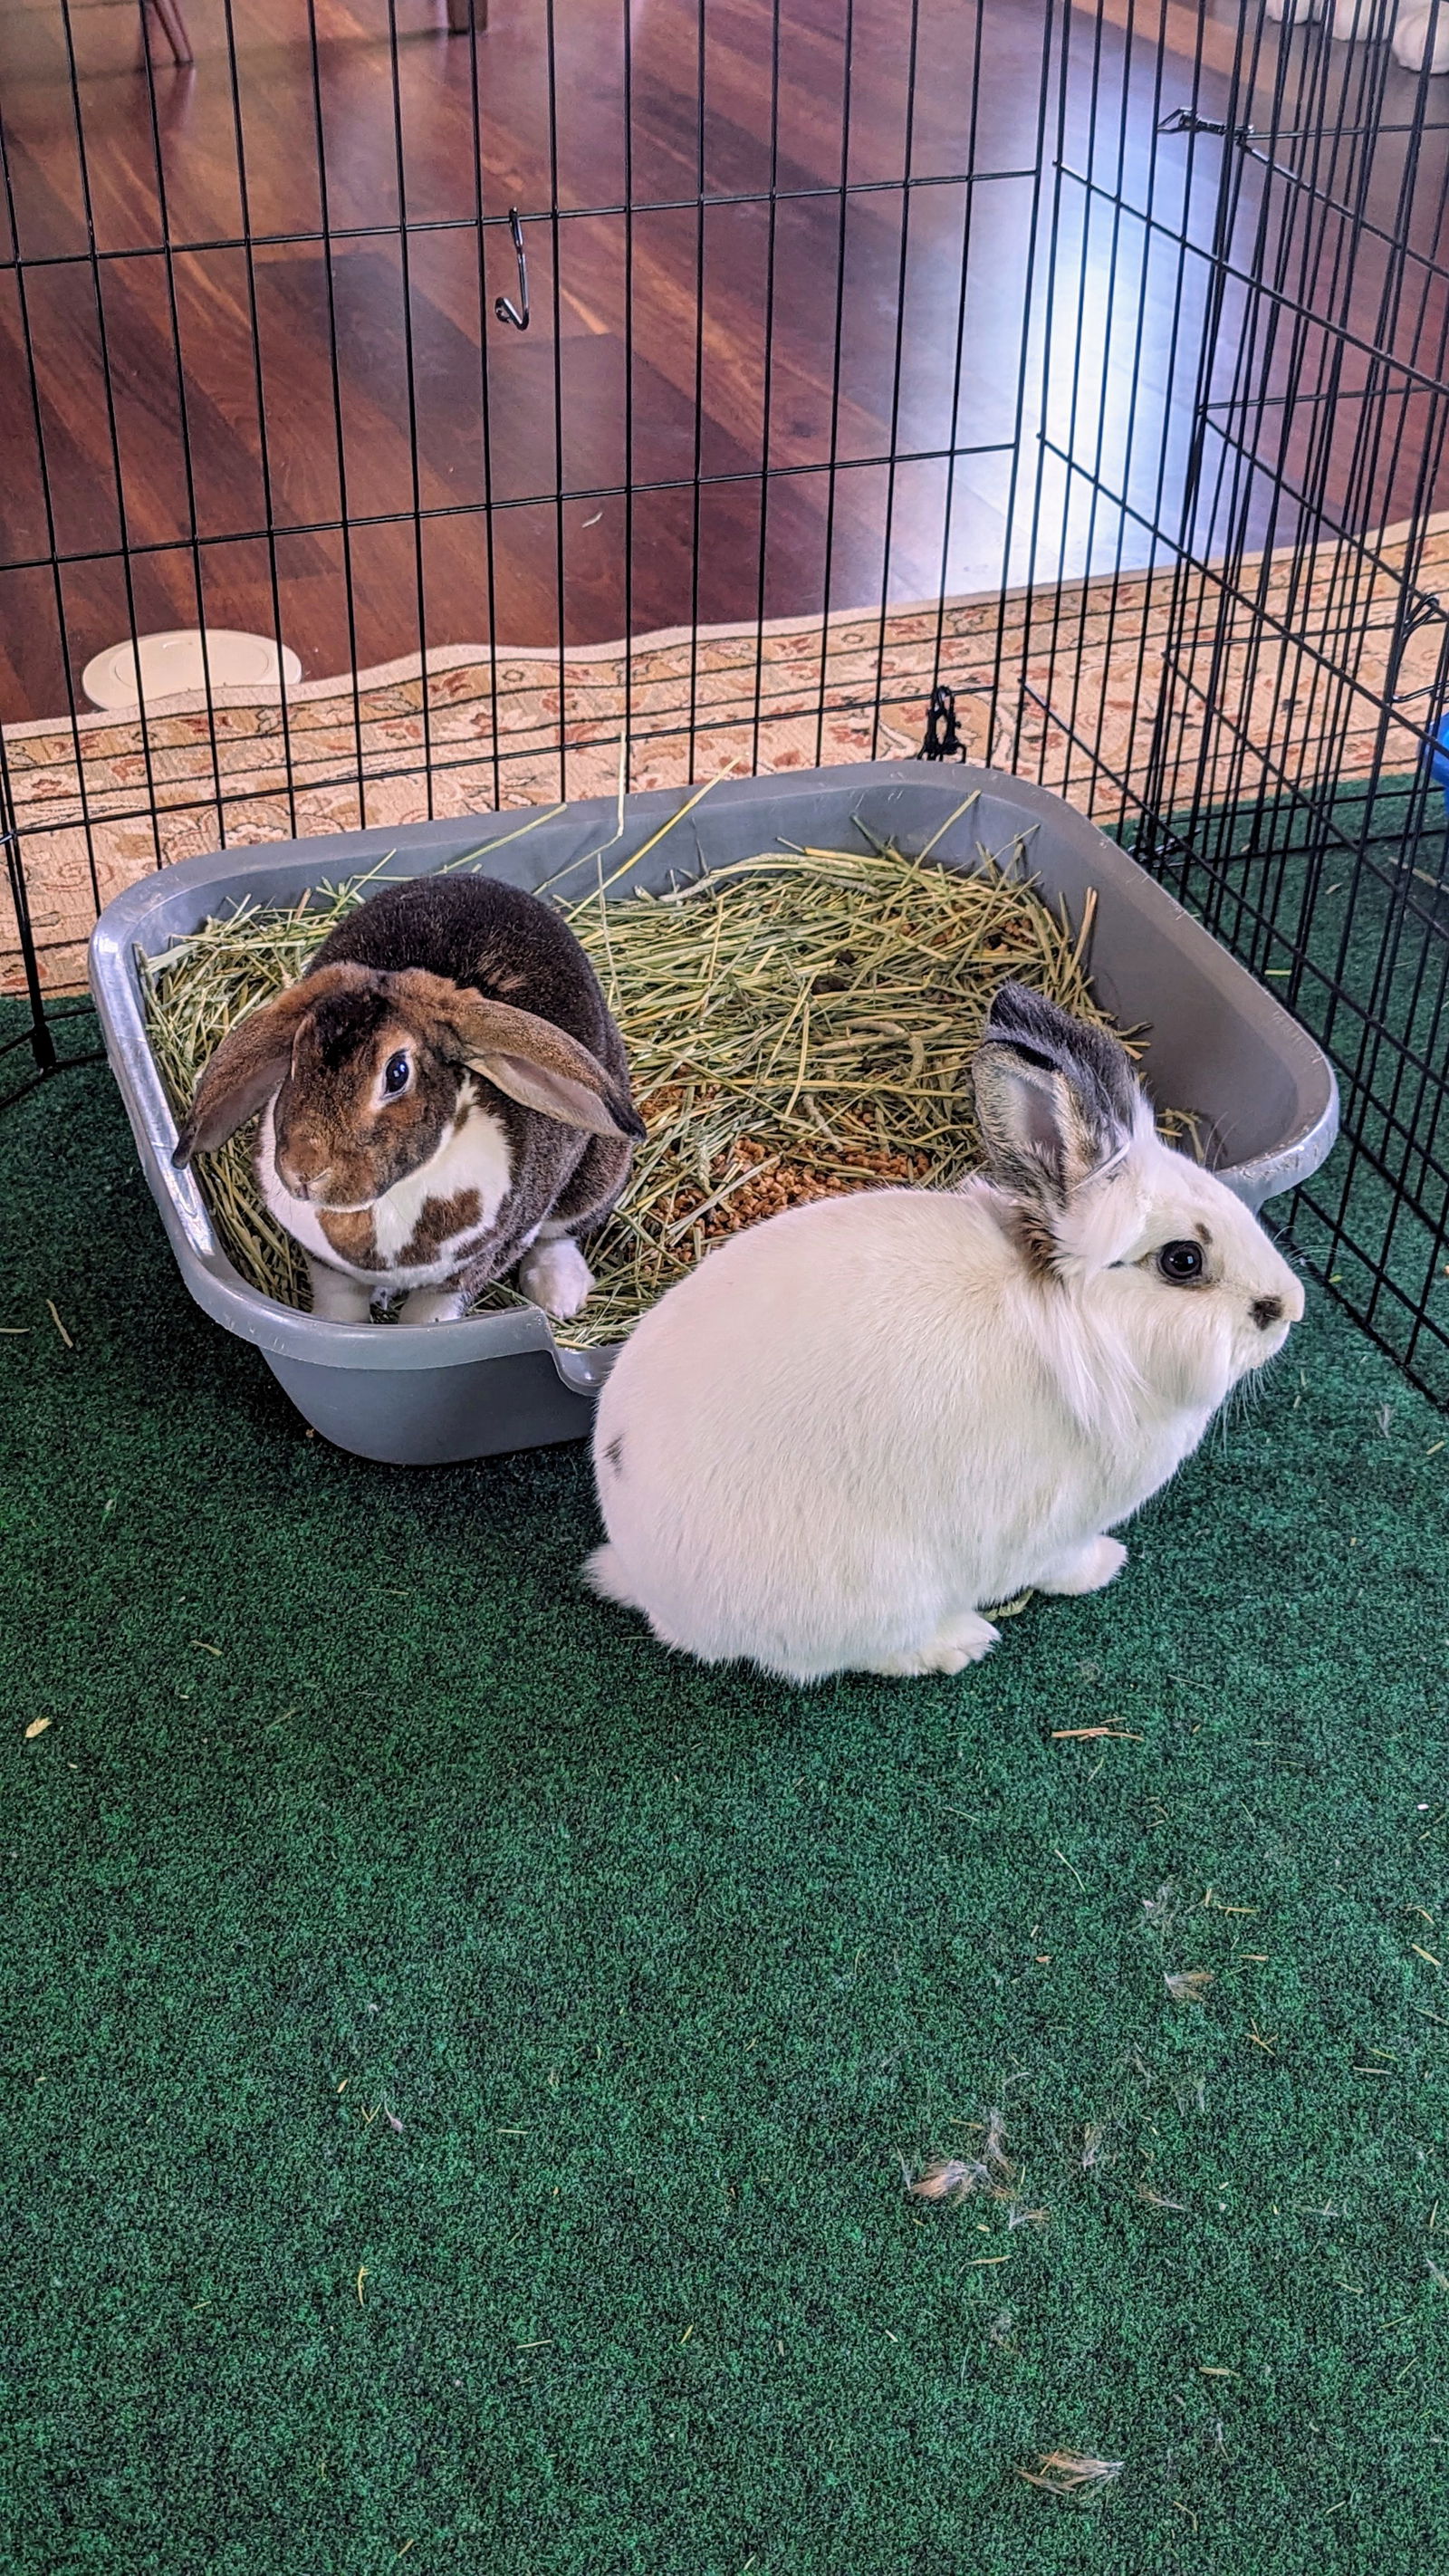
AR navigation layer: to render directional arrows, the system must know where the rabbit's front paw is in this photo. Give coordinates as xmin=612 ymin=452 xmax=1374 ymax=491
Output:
xmin=398 ymin=1283 xmax=469 ymax=1326
xmin=519 ymin=1236 xmax=594 ymax=1320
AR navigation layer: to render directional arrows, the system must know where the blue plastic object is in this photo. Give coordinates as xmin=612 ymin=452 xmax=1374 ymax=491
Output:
xmin=1429 ymin=711 xmax=1449 ymax=816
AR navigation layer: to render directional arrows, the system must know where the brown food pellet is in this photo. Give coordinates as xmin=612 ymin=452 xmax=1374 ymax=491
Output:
xmin=657 ymin=1126 xmax=930 ymax=1243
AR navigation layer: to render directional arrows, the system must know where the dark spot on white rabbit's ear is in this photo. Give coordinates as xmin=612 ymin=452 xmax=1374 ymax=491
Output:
xmin=603 ymin=1433 xmax=625 ymax=1475
xmin=973 ymin=1047 xmax=1108 ymax=1209
xmin=974 ymin=982 xmax=1137 ymax=1207
xmin=984 ymin=983 xmax=1139 ymax=1133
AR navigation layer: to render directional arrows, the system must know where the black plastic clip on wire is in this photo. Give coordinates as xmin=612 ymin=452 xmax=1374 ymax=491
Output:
xmin=494 ymin=208 xmax=531 ymax=331
xmin=917 ymin=684 xmax=965 ymax=761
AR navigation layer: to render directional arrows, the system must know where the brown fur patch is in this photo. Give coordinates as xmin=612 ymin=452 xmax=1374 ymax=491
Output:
xmin=1007 ymin=1204 xmax=1061 ymax=1279
xmin=318 ymin=1207 xmax=379 ymax=1267
xmin=399 ymin=1188 xmax=485 ymax=1267
xmin=275 ymin=998 xmax=459 ymax=1209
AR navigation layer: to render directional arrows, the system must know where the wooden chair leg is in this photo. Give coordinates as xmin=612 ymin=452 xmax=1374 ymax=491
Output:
xmin=147 ymin=0 xmax=194 ymax=65
xmin=446 ymin=0 xmax=487 ymax=29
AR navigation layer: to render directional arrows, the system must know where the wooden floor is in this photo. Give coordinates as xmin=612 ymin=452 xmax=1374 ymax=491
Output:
xmin=1 ymin=0 xmax=1447 ymax=723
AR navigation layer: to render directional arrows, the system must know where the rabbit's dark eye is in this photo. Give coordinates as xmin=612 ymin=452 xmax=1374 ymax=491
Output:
xmin=383 ymin=1051 xmax=411 ymax=1097
xmin=1156 ymin=1238 xmax=1204 ymax=1283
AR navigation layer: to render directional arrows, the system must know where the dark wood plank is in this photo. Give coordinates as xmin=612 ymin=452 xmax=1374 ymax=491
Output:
xmin=0 ymin=0 xmax=1445 ymax=725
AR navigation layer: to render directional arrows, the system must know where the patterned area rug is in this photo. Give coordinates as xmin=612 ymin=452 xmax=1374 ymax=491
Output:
xmin=5 ymin=514 xmax=1444 ymax=996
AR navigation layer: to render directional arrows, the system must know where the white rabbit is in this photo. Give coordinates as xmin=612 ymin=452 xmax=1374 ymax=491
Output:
xmin=585 ymin=982 xmax=1304 ymax=1684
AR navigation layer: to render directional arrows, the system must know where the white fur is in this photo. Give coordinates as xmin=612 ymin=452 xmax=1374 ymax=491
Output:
xmin=518 ymin=1235 xmax=595 ymax=1320
xmin=1262 ymin=0 xmax=1449 ymax=65
xmin=258 ymin=1089 xmax=512 ymax=1312
xmin=303 ymin=1257 xmax=373 ymax=1324
xmin=372 ymin=1097 xmax=512 ymax=1266
xmin=586 ymin=1136 xmax=1303 ymax=1684
xmin=1394 ymin=4 xmax=1449 ymax=66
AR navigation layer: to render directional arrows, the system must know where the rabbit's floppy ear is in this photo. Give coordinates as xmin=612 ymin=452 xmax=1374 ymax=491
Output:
xmin=972 ymin=980 xmax=1140 ymax=1207
xmin=394 ymin=970 xmax=646 ymax=1142
xmin=171 ymin=964 xmax=375 ymax=1166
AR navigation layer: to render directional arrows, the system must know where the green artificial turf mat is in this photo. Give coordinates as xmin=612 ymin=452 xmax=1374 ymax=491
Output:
xmin=5 ymin=1006 xmax=1449 ymax=2575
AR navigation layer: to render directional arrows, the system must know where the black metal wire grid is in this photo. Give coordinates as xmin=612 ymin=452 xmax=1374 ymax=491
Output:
xmin=5 ymin=0 xmax=1449 ymax=1401
xmin=1006 ymin=0 xmax=1449 ymax=1404
xmin=0 ymin=0 xmax=1047 ymax=1023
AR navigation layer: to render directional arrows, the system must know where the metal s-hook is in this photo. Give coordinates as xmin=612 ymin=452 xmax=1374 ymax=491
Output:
xmin=494 ymin=208 xmax=531 ymax=331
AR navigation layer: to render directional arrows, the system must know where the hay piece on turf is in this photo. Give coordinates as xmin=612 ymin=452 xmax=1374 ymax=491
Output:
xmin=1020 ymin=2451 xmax=1124 ymax=2498
xmin=1165 ymin=1968 xmax=1215 ymax=2004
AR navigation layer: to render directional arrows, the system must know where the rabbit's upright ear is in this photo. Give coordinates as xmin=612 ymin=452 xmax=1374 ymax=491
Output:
xmin=972 ymin=981 xmax=1141 ymax=1208
xmin=396 ymin=971 xmax=646 ymax=1142
xmin=171 ymin=964 xmax=374 ymax=1165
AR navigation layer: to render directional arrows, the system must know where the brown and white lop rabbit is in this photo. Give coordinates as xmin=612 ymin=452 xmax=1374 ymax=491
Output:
xmin=173 ymin=872 xmax=644 ymax=1326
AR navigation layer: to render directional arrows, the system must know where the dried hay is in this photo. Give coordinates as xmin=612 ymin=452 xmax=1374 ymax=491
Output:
xmin=1020 ymin=2451 xmax=1124 ymax=2498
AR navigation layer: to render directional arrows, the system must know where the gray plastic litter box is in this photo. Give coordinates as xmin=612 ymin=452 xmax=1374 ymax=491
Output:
xmin=89 ymin=760 xmax=1339 ymax=1466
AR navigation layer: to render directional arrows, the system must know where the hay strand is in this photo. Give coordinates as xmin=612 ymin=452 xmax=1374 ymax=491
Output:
xmin=1020 ymin=2451 xmax=1124 ymax=2498
xmin=909 ymin=2107 xmax=1017 ymax=2206
xmin=1165 ymin=1969 xmax=1215 ymax=2004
